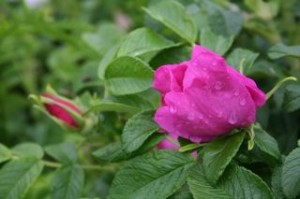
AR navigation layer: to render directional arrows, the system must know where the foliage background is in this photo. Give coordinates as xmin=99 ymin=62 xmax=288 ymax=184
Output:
xmin=0 ymin=0 xmax=300 ymax=198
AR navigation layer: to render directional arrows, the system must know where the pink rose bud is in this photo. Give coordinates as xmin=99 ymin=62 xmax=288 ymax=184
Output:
xmin=41 ymin=94 xmax=82 ymax=128
xmin=157 ymin=134 xmax=179 ymax=150
xmin=153 ymin=45 xmax=266 ymax=143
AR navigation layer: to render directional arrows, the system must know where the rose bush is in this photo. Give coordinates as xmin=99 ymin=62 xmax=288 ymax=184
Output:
xmin=1 ymin=0 xmax=300 ymax=198
xmin=153 ymin=45 xmax=266 ymax=143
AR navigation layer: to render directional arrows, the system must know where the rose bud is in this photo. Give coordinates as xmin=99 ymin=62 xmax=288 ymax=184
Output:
xmin=29 ymin=86 xmax=84 ymax=130
xmin=40 ymin=94 xmax=82 ymax=128
xmin=157 ymin=134 xmax=179 ymax=150
xmin=153 ymin=45 xmax=266 ymax=143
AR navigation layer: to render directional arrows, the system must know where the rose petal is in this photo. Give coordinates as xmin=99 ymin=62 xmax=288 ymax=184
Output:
xmin=152 ymin=63 xmax=188 ymax=95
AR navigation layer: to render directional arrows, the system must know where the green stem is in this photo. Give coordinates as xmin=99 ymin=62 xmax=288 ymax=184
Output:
xmin=266 ymin=76 xmax=297 ymax=100
xmin=43 ymin=160 xmax=61 ymax=168
xmin=43 ymin=160 xmax=117 ymax=172
xmin=239 ymin=58 xmax=245 ymax=75
xmin=179 ymin=143 xmax=207 ymax=152
xmin=246 ymin=126 xmax=255 ymax=151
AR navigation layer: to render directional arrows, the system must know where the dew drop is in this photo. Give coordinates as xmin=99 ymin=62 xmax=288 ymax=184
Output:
xmin=233 ymin=90 xmax=239 ymax=96
xmin=228 ymin=112 xmax=237 ymax=124
xmin=170 ymin=106 xmax=177 ymax=114
xmin=239 ymin=98 xmax=246 ymax=106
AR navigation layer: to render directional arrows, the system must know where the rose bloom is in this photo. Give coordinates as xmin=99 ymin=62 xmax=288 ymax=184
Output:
xmin=41 ymin=94 xmax=82 ymax=128
xmin=153 ymin=45 xmax=266 ymax=143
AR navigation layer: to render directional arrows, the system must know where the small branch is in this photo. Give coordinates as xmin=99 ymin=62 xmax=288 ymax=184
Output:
xmin=266 ymin=76 xmax=297 ymax=100
xmin=43 ymin=160 xmax=118 ymax=172
xmin=179 ymin=143 xmax=207 ymax=152
xmin=43 ymin=160 xmax=61 ymax=168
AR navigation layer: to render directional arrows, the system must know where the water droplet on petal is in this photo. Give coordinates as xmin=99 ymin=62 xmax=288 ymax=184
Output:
xmin=214 ymin=81 xmax=224 ymax=90
xmin=228 ymin=112 xmax=237 ymax=124
xmin=234 ymin=90 xmax=239 ymax=96
xmin=170 ymin=106 xmax=177 ymax=114
xmin=212 ymin=61 xmax=217 ymax=66
xmin=239 ymin=98 xmax=246 ymax=106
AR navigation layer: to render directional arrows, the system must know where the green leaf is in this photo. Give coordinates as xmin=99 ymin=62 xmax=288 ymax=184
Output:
xmin=108 ymin=151 xmax=194 ymax=199
xmin=12 ymin=143 xmax=44 ymax=159
xmin=51 ymin=164 xmax=84 ymax=199
xmin=122 ymin=110 xmax=159 ymax=152
xmin=98 ymin=44 xmax=119 ymax=80
xmin=268 ymin=43 xmax=300 ymax=59
xmin=117 ymin=27 xmax=178 ymax=57
xmin=203 ymin=132 xmax=245 ymax=184
xmin=44 ymin=143 xmax=78 ymax=164
xmin=245 ymin=0 xmax=278 ymax=20
xmin=218 ymin=164 xmax=274 ymax=199
xmin=0 ymin=158 xmax=44 ymax=199
xmin=82 ymin=23 xmax=124 ymax=56
xmin=272 ymin=166 xmax=285 ymax=199
xmin=284 ymin=84 xmax=300 ymax=112
xmin=93 ymin=133 xmax=165 ymax=163
xmin=104 ymin=56 xmax=154 ymax=95
xmin=112 ymin=94 xmax=155 ymax=110
xmin=0 ymin=144 xmax=12 ymax=163
xmin=200 ymin=28 xmax=234 ymax=56
xmin=86 ymin=94 xmax=155 ymax=114
xmin=86 ymin=102 xmax=140 ymax=114
xmin=253 ymin=124 xmax=281 ymax=162
xmin=188 ymin=165 xmax=232 ymax=199
xmin=201 ymin=0 xmax=243 ymax=37
xmin=227 ymin=48 xmax=259 ymax=74
xmin=150 ymin=45 xmax=192 ymax=69
xmin=92 ymin=142 xmax=128 ymax=162
xmin=144 ymin=0 xmax=197 ymax=44
xmin=282 ymin=147 xmax=300 ymax=198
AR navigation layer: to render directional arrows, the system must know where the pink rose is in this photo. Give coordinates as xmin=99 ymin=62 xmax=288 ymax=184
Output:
xmin=41 ymin=94 xmax=82 ymax=128
xmin=153 ymin=45 xmax=266 ymax=143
